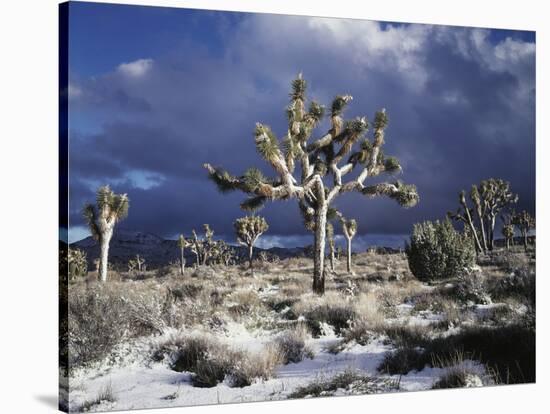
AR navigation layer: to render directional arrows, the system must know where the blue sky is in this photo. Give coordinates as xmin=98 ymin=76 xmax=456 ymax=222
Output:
xmin=65 ymin=1 xmax=536 ymax=246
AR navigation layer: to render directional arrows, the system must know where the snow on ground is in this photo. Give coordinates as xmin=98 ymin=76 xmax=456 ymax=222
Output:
xmin=68 ymin=311 xmax=486 ymax=413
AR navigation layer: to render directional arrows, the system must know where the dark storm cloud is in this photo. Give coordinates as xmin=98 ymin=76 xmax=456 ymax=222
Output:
xmin=68 ymin=11 xmax=535 ymax=243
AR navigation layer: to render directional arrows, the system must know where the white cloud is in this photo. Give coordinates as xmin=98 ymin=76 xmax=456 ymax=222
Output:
xmin=68 ymin=82 xmax=83 ymax=99
xmin=117 ymin=58 xmax=153 ymax=78
xmin=306 ymin=18 xmax=432 ymax=89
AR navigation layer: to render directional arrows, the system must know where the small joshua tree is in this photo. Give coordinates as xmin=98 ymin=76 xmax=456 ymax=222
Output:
xmin=82 ymin=185 xmax=129 ymax=282
xmin=326 ymin=222 xmax=336 ymax=272
xmin=448 ymin=190 xmax=483 ymax=253
xmin=338 ymin=214 xmax=357 ymax=274
xmin=190 ymin=224 xmax=215 ymax=267
xmin=205 ymin=74 xmax=418 ymax=294
xmin=132 ymin=254 xmax=145 ymax=271
xmin=234 ymin=215 xmax=269 ymax=276
xmin=479 ymin=179 xmax=518 ymax=250
xmin=512 ymin=210 xmax=535 ymax=249
xmin=501 ymin=224 xmax=515 ymax=250
xmin=177 ymin=234 xmax=188 ymax=275
xmin=450 ymin=179 xmax=517 ymax=253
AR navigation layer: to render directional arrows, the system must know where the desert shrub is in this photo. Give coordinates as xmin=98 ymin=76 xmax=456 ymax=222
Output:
xmin=431 ymin=350 xmax=484 ymax=389
xmin=228 ymin=344 xmax=283 ymax=387
xmin=68 ymin=248 xmax=88 ymax=281
xmin=288 ymin=370 xmax=397 ymax=398
xmin=69 ymin=283 xmax=187 ymax=368
xmin=273 ymin=325 xmax=313 ymax=364
xmin=432 ymin=369 xmax=483 ymax=389
xmin=227 ymin=288 xmax=261 ymax=316
xmin=168 ymin=283 xmax=203 ymax=301
xmin=264 ymin=296 xmax=299 ymax=319
xmin=153 ymin=332 xmax=281 ymax=388
xmin=382 ymin=323 xmax=431 ymax=348
xmin=68 ymin=286 xmax=129 ymax=367
xmin=406 ymin=220 xmax=476 ymax=282
xmin=379 ymin=324 xmax=535 ymax=382
xmin=379 ymin=346 xmax=427 ymax=375
xmin=489 ymin=270 xmax=535 ymax=308
xmin=79 ymin=382 xmax=116 ymax=412
xmin=293 ymin=294 xmax=357 ymax=336
xmin=193 ymin=351 xmax=235 ymax=387
xmin=454 ymin=271 xmax=491 ymax=304
xmin=342 ymin=293 xmax=384 ymax=345
xmin=167 ymin=336 xmax=212 ymax=373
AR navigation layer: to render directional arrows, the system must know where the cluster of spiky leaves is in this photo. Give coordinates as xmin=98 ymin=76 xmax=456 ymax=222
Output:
xmin=343 ymin=218 xmax=358 ymax=238
xmin=254 ymin=123 xmax=280 ymax=164
xmin=234 ymin=215 xmax=269 ymax=246
xmin=502 ymin=224 xmax=515 ymax=240
xmin=362 ymin=181 xmax=419 ymax=208
xmin=331 ymin=95 xmax=352 ymax=116
xmin=82 ymin=185 xmax=129 ymax=240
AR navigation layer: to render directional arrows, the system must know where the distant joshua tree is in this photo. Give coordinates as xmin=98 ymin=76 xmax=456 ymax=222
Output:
xmin=501 ymin=224 xmax=515 ymax=250
xmin=234 ymin=215 xmax=269 ymax=276
xmin=512 ymin=210 xmax=535 ymax=250
xmin=82 ymin=185 xmax=129 ymax=282
xmin=205 ymin=74 xmax=418 ymax=294
xmin=326 ymin=222 xmax=336 ymax=272
xmin=449 ymin=179 xmax=517 ymax=253
xmin=190 ymin=224 xmax=214 ymax=267
xmin=128 ymin=254 xmax=145 ymax=273
xmin=339 ymin=215 xmax=357 ymax=274
xmin=177 ymin=234 xmax=188 ymax=275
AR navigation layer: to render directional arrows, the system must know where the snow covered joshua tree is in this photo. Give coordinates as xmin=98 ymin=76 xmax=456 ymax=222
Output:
xmin=204 ymin=74 xmax=419 ymax=294
xmin=234 ymin=215 xmax=269 ymax=276
xmin=82 ymin=185 xmax=129 ymax=282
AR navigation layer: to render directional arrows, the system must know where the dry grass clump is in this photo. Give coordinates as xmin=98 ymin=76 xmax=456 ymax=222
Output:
xmin=226 ymin=288 xmax=262 ymax=317
xmin=288 ymin=369 xmax=398 ymax=398
xmin=293 ymin=292 xmax=356 ymax=336
xmin=273 ymin=324 xmax=314 ymax=364
xmin=152 ymin=331 xmax=283 ymax=388
xmin=79 ymin=382 xmax=116 ymax=412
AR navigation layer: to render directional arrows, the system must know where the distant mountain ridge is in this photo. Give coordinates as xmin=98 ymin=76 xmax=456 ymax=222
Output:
xmin=70 ymin=230 xmax=314 ymax=269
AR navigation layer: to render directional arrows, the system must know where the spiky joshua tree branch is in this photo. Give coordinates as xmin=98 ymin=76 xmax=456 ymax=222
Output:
xmin=204 ymin=74 xmax=418 ymax=294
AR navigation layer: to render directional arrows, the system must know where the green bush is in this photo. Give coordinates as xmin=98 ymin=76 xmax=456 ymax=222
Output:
xmin=406 ymin=220 xmax=476 ymax=281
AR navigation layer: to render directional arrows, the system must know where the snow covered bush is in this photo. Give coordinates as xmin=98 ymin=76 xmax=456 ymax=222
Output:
xmin=455 ymin=270 xmax=491 ymax=305
xmin=406 ymin=220 xmax=476 ymax=281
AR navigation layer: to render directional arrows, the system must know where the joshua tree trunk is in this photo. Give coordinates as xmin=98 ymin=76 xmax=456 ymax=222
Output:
xmin=346 ymin=237 xmax=352 ymax=273
xmin=180 ymin=248 xmax=185 ymax=276
xmin=475 ymin=207 xmax=488 ymax=252
xmin=488 ymin=215 xmax=496 ymax=251
xmin=248 ymin=244 xmax=254 ymax=277
xmin=522 ymin=230 xmax=528 ymax=249
xmin=99 ymin=228 xmax=113 ymax=282
xmin=329 ymin=247 xmax=335 ymax=272
xmin=312 ymin=203 xmax=328 ymax=295
xmin=506 ymin=238 xmax=510 ymax=250
xmin=464 ymin=209 xmax=483 ymax=253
